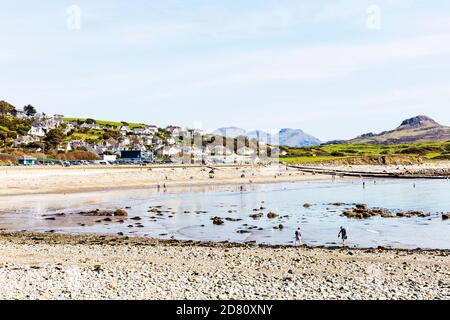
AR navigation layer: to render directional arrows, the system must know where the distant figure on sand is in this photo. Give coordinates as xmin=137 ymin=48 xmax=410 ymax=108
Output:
xmin=338 ymin=226 xmax=347 ymax=247
xmin=294 ymin=228 xmax=302 ymax=246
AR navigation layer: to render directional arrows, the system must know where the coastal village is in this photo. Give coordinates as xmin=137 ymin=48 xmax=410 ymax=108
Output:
xmin=0 ymin=101 xmax=281 ymax=166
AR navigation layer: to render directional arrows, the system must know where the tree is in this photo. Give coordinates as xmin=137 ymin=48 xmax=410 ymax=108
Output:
xmin=85 ymin=118 xmax=97 ymax=124
xmin=43 ymin=128 xmax=66 ymax=151
xmin=0 ymin=100 xmax=15 ymax=118
xmin=23 ymin=105 xmax=37 ymax=116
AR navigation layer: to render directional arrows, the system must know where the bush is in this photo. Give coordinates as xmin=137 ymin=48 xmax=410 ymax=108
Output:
xmin=341 ymin=149 xmax=358 ymax=154
xmin=399 ymin=146 xmax=443 ymax=155
xmin=330 ymin=151 xmax=346 ymax=157
xmin=432 ymin=154 xmax=450 ymax=160
xmin=85 ymin=118 xmax=97 ymax=124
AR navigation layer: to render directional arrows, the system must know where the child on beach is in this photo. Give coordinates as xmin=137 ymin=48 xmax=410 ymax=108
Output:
xmin=294 ymin=228 xmax=302 ymax=246
xmin=338 ymin=226 xmax=347 ymax=247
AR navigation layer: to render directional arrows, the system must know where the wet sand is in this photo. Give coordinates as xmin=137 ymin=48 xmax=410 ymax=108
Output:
xmin=0 ymin=164 xmax=327 ymax=196
xmin=0 ymin=232 xmax=448 ymax=300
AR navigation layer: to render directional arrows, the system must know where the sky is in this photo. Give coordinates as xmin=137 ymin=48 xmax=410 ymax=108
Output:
xmin=2 ymin=0 xmax=450 ymax=141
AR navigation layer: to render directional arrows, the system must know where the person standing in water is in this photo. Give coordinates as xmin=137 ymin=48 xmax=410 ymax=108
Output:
xmin=294 ymin=228 xmax=302 ymax=246
xmin=338 ymin=226 xmax=347 ymax=247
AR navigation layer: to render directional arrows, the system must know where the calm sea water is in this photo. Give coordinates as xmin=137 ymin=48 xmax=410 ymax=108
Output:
xmin=1 ymin=178 xmax=450 ymax=249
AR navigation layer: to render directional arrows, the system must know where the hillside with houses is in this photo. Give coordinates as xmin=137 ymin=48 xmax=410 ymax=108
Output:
xmin=0 ymin=100 xmax=282 ymax=165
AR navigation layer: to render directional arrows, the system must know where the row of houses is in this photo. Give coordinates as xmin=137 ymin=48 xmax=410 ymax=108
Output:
xmin=10 ymin=112 xmax=280 ymax=164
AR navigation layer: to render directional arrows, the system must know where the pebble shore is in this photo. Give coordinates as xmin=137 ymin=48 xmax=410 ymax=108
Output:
xmin=0 ymin=232 xmax=449 ymax=300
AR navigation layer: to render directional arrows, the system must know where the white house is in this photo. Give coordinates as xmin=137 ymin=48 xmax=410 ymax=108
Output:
xmin=145 ymin=125 xmax=158 ymax=134
xmin=119 ymin=137 xmax=131 ymax=147
xmin=13 ymin=135 xmax=39 ymax=147
xmin=152 ymin=136 xmax=163 ymax=145
xmin=69 ymin=140 xmax=87 ymax=150
xmin=237 ymin=147 xmax=255 ymax=156
xmin=160 ymin=146 xmax=182 ymax=157
xmin=53 ymin=114 xmax=65 ymax=125
xmin=102 ymin=154 xmax=117 ymax=162
xmin=32 ymin=113 xmax=45 ymax=120
xmin=164 ymin=137 xmax=176 ymax=145
xmin=119 ymin=126 xmax=131 ymax=135
xmin=132 ymin=127 xmax=149 ymax=135
xmin=58 ymin=142 xmax=72 ymax=152
xmin=63 ymin=123 xmax=75 ymax=134
xmin=166 ymin=125 xmax=182 ymax=137
xmin=80 ymin=122 xmax=100 ymax=130
xmin=13 ymin=109 xmax=28 ymax=119
xmin=28 ymin=126 xmax=46 ymax=137
xmin=142 ymin=136 xmax=154 ymax=145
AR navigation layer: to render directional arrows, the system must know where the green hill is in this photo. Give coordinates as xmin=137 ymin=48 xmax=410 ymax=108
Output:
xmin=280 ymin=141 xmax=450 ymax=164
xmin=343 ymin=115 xmax=450 ymax=144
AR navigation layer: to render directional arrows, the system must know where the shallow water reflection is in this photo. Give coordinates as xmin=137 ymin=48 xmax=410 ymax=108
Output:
xmin=1 ymin=179 xmax=450 ymax=249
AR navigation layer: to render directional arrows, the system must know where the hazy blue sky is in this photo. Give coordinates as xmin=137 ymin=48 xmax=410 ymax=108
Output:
xmin=2 ymin=0 xmax=450 ymax=141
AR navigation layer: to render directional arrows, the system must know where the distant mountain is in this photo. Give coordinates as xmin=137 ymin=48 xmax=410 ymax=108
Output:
xmin=275 ymin=128 xmax=322 ymax=147
xmin=340 ymin=115 xmax=450 ymax=144
xmin=212 ymin=127 xmax=246 ymax=138
xmin=246 ymin=130 xmax=272 ymax=143
xmin=212 ymin=127 xmax=321 ymax=147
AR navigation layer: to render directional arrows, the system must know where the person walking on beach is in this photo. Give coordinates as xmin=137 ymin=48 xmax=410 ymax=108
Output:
xmin=338 ymin=226 xmax=347 ymax=247
xmin=294 ymin=228 xmax=302 ymax=246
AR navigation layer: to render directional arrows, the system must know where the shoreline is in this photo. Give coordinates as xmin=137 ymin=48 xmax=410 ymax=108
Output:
xmin=1 ymin=231 xmax=450 ymax=254
xmin=0 ymin=231 xmax=448 ymax=299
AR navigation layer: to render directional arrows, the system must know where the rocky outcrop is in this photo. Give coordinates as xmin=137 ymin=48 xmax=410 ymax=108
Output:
xmin=78 ymin=209 xmax=128 ymax=217
xmin=342 ymin=205 xmax=426 ymax=219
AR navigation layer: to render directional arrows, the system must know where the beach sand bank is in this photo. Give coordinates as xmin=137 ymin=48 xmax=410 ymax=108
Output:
xmin=2 ymin=162 xmax=450 ymax=197
xmin=0 ymin=164 xmax=328 ymax=196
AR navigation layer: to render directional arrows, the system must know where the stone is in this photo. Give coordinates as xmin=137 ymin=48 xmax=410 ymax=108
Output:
xmin=225 ymin=218 xmax=242 ymax=222
xmin=211 ymin=217 xmax=224 ymax=225
xmin=355 ymin=204 xmax=368 ymax=210
xmin=114 ymin=209 xmax=128 ymax=217
xmin=267 ymin=212 xmax=279 ymax=219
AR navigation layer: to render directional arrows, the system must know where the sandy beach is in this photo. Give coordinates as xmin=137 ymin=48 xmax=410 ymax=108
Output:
xmin=0 ymin=164 xmax=329 ymax=197
xmin=2 ymin=162 xmax=450 ymax=197
xmin=0 ymin=232 xmax=448 ymax=300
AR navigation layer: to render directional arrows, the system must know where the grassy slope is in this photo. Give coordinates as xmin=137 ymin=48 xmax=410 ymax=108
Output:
xmin=64 ymin=118 xmax=146 ymax=129
xmin=280 ymin=142 xmax=450 ymax=164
